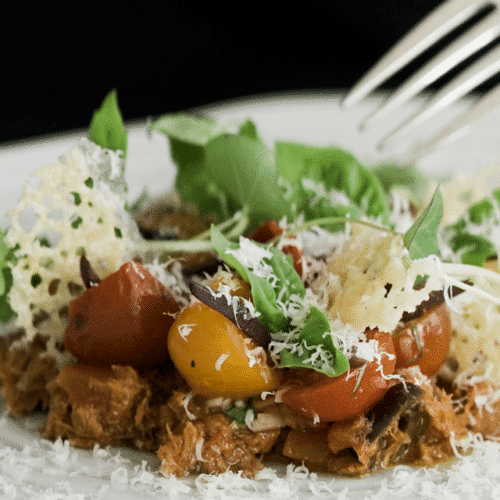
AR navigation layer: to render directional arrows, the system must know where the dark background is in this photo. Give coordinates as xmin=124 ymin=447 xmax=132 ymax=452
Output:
xmin=2 ymin=0 xmax=485 ymax=145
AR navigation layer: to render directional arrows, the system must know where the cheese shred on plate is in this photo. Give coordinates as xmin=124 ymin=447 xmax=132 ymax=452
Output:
xmin=1 ymin=433 xmax=500 ymax=499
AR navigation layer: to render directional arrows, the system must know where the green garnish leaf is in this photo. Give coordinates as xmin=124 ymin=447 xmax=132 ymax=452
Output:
xmin=210 ymin=226 xmax=290 ymax=331
xmin=71 ymin=216 xmax=83 ymax=229
xmin=225 ymin=403 xmax=255 ymax=426
xmin=71 ymin=192 xmax=82 ymax=206
xmin=210 ymin=227 xmax=348 ymax=377
xmin=204 ymin=135 xmax=290 ymax=227
xmin=372 ymin=163 xmax=430 ymax=201
xmin=441 ymin=190 xmax=500 ymax=266
xmin=151 ymin=114 xmax=289 ymax=227
xmin=0 ymin=231 xmax=17 ymax=322
xmin=88 ymin=89 xmax=128 ymax=157
xmin=279 ymin=307 xmax=349 ymax=377
xmin=31 ymin=273 xmax=42 ymax=289
xmin=150 ymin=114 xmax=258 ymax=170
xmin=403 ymin=188 xmax=443 ymax=259
xmin=275 ymin=142 xmax=391 ymax=227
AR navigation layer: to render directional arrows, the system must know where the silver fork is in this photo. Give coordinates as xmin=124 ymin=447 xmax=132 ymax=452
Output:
xmin=343 ymin=0 xmax=500 ymax=157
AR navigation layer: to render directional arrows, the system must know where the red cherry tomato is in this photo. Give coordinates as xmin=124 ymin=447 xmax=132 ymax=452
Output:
xmin=247 ymin=219 xmax=284 ymax=243
xmin=393 ymin=301 xmax=451 ymax=377
xmin=281 ymin=244 xmax=303 ymax=277
xmin=281 ymin=330 xmax=396 ymax=422
xmin=248 ymin=219 xmax=303 ymax=276
xmin=65 ymin=261 xmax=180 ymax=368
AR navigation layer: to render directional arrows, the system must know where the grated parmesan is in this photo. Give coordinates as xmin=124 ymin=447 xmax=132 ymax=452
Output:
xmin=215 ymin=353 xmax=230 ymax=371
xmin=2 ymin=430 xmax=500 ymax=499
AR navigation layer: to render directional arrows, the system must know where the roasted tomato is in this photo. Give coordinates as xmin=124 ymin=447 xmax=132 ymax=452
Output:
xmin=167 ymin=302 xmax=282 ymax=398
xmin=65 ymin=261 xmax=180 ymax=368
xmin=281 ymin=330 xmax=396 ymax=422
xmin=247 ymin=219 xmax=284 ymax=243
xmin=393 ymin=300 xmax=452 ymax=377
xmin=248 ymin=219 xmax=303 ymax=276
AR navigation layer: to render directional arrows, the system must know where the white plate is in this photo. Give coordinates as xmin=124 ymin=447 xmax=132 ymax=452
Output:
xmin=1 ymin=91 xmax=500 ymax=499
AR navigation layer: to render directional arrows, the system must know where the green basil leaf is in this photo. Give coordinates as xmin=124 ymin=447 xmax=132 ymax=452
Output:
xmin=210 ymin=228 xmax=348 ymax=377
xmin=152 ymin=115 xmax=287 ymax=226
xmin=88 ymin=90 xmax=128 ymax=157
xmin=265 ymin=245 xmax=305 ymax=299
xmin=441 ymin=189 xmax=500 ymax=266
xmin=174 ymin=158 xmax=230 ymax=221
xmin=150 ymin=114 xmax=247 ymax=146
xmin=279 ymin=307 xmax=349 ymax=377
xmin=275 ymin=142 xmax=390 ymax=224
xmin=210 ymin=226 xmax=288 ymax=331
xmin=403 ymin=188 xmax=443 ymax=259
xmin=204 ymin=135 xmax=290 ymax=228
xmin=150 ymin=114 xmax=259 ymax=167
xmin=372 ymin=163 xmax=430 ymax=201
xmin=225 ymin=403 xmax=255 ymax=426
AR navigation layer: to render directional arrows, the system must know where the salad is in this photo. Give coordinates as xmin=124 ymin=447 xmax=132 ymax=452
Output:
xmin=2 ymin=91 xmax=500 ymax=484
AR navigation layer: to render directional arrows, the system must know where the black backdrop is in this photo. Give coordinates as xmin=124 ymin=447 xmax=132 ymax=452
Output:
xmin=1 ymin=0 xmax=453 ymax=144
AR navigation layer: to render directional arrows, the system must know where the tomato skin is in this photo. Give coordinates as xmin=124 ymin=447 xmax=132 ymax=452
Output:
xmin=247 ymin=219 xmax=303 ymax=276
xmin=393 ymin=302 xmax=451 ymax=377
xmin=247 ymin=219 xmax=283 ymax=243
xmin=65 ymin=262 xmax=180 ymax=368
xmin=168 ymin=302 xmax=282 ymax=398
xmin=281 ymin=331 xmax=396 ymax=422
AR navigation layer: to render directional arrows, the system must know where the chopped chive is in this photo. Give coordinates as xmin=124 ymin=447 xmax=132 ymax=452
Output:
xmin=71 ymin=192 xmax=82 ymax=206
xmin=71 ymin=217 xmax=83 ymax=229
xmin=31 ymin=273 xmax=42 ymax=288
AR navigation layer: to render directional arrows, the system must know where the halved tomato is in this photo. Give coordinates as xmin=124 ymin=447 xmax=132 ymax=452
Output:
xmin=281 ymin=330 xmax=396 ymax=422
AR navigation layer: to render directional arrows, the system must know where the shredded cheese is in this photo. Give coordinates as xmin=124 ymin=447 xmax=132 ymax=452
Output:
xmin=215 ymin=353 xmax=230 ymax=371
xmin=178 ymin=323 xmax=196 ymax=341
xmin=195 ymin=438 xmax=207 ymax=462
xmin=2 ymin=433 xmax=500 ymax=498
xmin=182 ymin=392 xmax=196 ymax=420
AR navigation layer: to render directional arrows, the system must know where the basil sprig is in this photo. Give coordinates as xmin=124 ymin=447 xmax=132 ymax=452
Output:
xmin=151 ymin=114 xmax=391 ymax=232
xmin=441 ymin=189 xmax=500 ymax=266
xmin=403 ymin=188 xmax=443 ymax=260
xmin=88 ymin=89 xmax=128 ymax=157
xmin=210 ymin=227 xmax=349 ymax=377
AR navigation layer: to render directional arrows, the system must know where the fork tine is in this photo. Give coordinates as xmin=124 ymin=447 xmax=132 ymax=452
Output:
xmin=361 ymin=8 xmax=500 ymax=128
xmin=379 ymin=42 xmax=500 ymax=150
xmin=408 ymin=82 xmax=500 ymax=161
xmin=342 ymin=0 xmax=488 ymax=108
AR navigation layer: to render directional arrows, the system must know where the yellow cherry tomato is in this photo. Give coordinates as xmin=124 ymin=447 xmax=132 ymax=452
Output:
xmin=168 ymin=302 xmax=282 ymax=398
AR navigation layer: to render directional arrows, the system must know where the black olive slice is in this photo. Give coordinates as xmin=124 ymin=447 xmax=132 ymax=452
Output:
xmin=188 ymin=280 xmax=272 ymax=349
xmin=366 ymin=382 xmax=423 ymax=443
